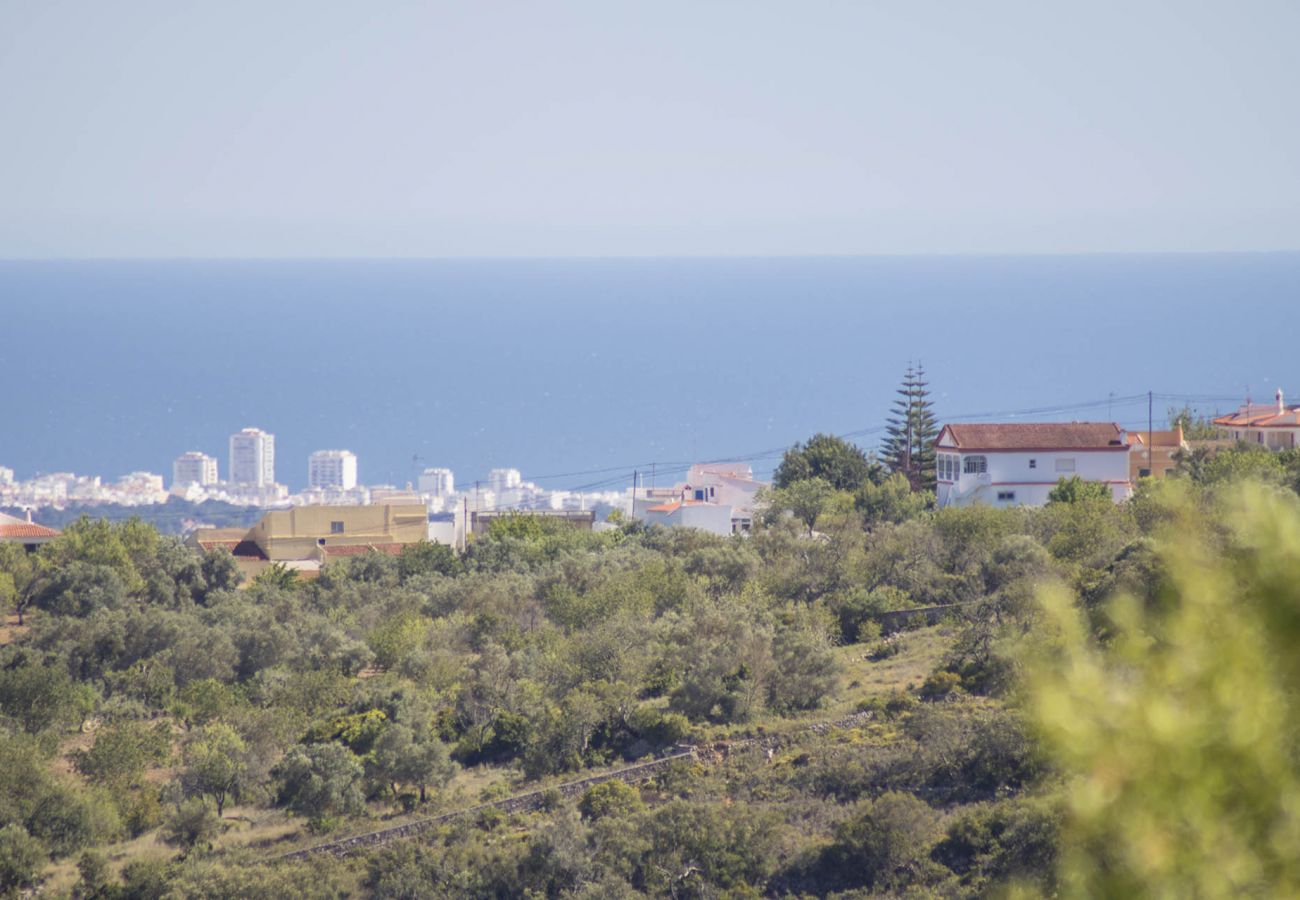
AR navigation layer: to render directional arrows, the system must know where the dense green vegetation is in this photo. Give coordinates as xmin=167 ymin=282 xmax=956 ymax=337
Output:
xmin=0 ymin=441 xmax=1298 ymax=897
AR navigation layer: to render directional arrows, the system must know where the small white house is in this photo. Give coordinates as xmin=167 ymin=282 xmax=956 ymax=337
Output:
xmin=935 ymin=422 xmax=1133 ymax=508
xmin=641 ymin=500 xmax=737 ymax=534
xmin=631 ymin=463 xmax=765 ymax=535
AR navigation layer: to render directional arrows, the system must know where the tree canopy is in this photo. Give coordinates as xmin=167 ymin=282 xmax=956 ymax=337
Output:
xmin=883 ymin=363 xmax=939 ymax=491
xmin=773 ymin=433 xmax=879 ymax=492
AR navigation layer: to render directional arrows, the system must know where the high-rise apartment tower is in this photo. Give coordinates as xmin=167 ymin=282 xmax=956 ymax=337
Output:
xmin=308 ymin=449 xmax=358 ymax=490
xmin=229 ymin=428 xmax=275 ymax=486
xmin=173 ymin=451 xmax=218 ymax=487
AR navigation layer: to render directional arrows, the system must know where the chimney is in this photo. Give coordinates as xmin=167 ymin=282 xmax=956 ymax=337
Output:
xmin=24 ymin=508 xmax=32 ymax=524
xmin=1279 ymin=387 xmax=1286 ymax=414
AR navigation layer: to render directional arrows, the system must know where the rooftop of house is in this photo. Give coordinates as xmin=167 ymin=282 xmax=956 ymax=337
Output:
xmin=1127 ymin=428 xmax=1186 ymax=448
xmin=937 ymin=422 xmax=1129 ymax=451
xmin=0 ymin=511 xmax=61 ymax=541
xmin=192 ymin=527 xmax=249 ymax=553
xmin=645 ymin=500 xmax=714 ymax=513
xmin=1214 ymin=394 xmax=1300 ymax=428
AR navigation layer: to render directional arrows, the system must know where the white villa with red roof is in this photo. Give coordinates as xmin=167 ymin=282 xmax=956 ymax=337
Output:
xmin=935 ymin=422 xmax=1133 ymax=508
xmin=1213 ymin=389 xmax=1300 ymax=451
xmin=0 ymin=510 xmax=61 ymax=551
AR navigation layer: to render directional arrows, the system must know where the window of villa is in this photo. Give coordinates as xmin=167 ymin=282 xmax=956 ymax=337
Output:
xmin=1029 ymin=459 xmax=1037 ymax=469
xmin=997 ymin=490 xmax=1016 ymax=502
xmin=330 ymin=521 xmax=344 ymax=534
xmin=963 ymin=455 xmax=987 ymax=475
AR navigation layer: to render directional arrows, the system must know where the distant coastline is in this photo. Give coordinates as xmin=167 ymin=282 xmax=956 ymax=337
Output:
xmin=2 ymin=253 xmax=1297 ymax=489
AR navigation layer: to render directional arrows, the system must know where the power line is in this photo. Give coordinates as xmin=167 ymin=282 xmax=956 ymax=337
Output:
xmin=468 ymin=390 xmax=1227 ymax=494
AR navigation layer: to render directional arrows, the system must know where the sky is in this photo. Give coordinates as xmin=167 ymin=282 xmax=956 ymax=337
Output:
xmin=1 ymin=1 xmax=1298 ymax=258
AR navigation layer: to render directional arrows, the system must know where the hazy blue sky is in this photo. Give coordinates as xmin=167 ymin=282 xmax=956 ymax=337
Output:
xmin=2 ymin=1 xmax=1298 ymax=257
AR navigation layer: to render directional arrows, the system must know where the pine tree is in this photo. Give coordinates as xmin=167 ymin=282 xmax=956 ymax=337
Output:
xmin=882 ymin=363 xmax=938 ymax=492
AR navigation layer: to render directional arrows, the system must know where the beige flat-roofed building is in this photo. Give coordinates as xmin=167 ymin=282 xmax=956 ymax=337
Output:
xmin=247 ymin=503 xmax=427 ymax=560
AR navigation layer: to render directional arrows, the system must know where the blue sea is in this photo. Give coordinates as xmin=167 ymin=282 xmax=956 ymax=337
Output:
xmin=1 ymin=255 xmax=1297 ymax=491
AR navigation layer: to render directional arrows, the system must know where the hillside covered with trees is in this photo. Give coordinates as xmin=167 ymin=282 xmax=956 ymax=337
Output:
xmin=1 ymin=439 xmax=1299 ymax=897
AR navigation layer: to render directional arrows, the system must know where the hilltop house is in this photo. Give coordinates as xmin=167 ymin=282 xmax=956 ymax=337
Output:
xmin=1213 ymin=389 xmax=1300 ymax=450
xmin=935 ymin=422 xmax=1132 ymax=508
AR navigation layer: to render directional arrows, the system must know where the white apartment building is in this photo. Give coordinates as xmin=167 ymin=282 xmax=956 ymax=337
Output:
xmin=230 ymin=428 xmax=275 ymax=486
xmin=173 ymin=451 xmax=218 ymax=487
xmin=488 ymin=468 xmax=522 ymax=492
xmin=117 ymin=471 xmax=167 ymax=501
xmin=418 ymin=467 xmax=455 ymax=497
xmin=308 ymin=449 xmax=358 ymax=490
xmin=936 ymin=422 xmax=1133 ymax=508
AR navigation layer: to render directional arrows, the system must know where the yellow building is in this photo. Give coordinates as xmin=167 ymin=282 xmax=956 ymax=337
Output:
xmin=190 ymin=504 xmax=428 ymax=580
xmin=1128 ymin=426 xmax=1186 ymax=481
xmin=246 ymin=503 xmax=427 ymax=560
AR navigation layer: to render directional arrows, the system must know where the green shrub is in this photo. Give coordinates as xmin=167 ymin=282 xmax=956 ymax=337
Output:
xmin=919 ymin=670 xmax=962 ymax=700
xmin=0 ymin=824 xmax=45 ymax=895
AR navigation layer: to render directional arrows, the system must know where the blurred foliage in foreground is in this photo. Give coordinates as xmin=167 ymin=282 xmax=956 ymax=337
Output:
xmin=1028 ymin=481 xmax=1300 ymax=897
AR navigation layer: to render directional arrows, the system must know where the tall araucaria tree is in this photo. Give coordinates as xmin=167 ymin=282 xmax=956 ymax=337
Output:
xmin=882 ymin=363 xmax=938 ymax=492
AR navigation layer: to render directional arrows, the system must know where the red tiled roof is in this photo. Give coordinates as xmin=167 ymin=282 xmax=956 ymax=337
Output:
xmin=938 ymin=422 xmax=1129 ymax=451
xmin=646 ymin=500 xmax=713 ymax=513
xmin=1213 ymin=405 xmax=1300 ymax=428
xmin=320 ymin=543 xmax=408 ymax=558
xmin=197 ymin=538 xmax=243 ymax=552
xmin=0 ymin=523 xmax=61 ymax=539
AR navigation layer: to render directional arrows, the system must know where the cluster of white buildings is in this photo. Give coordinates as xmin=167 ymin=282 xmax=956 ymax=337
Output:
xmin=0 ymin=427 xmax=638 ymax=529
xmin=0 ymin=470 xmax=169 ymax=508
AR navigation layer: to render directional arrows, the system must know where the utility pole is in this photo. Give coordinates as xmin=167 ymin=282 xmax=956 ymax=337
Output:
xmin=1148 ymin=390 xmax=1154 ymax=478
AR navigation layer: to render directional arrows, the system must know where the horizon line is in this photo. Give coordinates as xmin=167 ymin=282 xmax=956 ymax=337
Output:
xmin=3 ymin=248 xmax=1300 ymax=264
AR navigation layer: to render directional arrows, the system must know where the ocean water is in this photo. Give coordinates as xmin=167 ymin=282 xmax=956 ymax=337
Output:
xmin=1 ymin=255 xmax=1297 ymax=491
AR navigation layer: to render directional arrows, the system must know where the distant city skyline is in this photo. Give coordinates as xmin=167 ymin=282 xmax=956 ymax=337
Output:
xmin=2 ymin=2 xmax=1298 ymax=257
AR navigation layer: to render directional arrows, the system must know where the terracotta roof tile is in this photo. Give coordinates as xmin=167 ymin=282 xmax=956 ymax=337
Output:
xmin=0 ymin=523 xmax=61 ymax=539
xmin=1214 ymin=405 xmax=1300 ymax=428
xmin=197 ymin=539 xmax=243 ymax=552
xmin=939 ymin=422 xmax=1128 ymax=451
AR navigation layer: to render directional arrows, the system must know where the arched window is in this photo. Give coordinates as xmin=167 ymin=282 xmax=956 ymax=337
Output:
xmin=962 ymin=455 xmax=987 ymax=475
